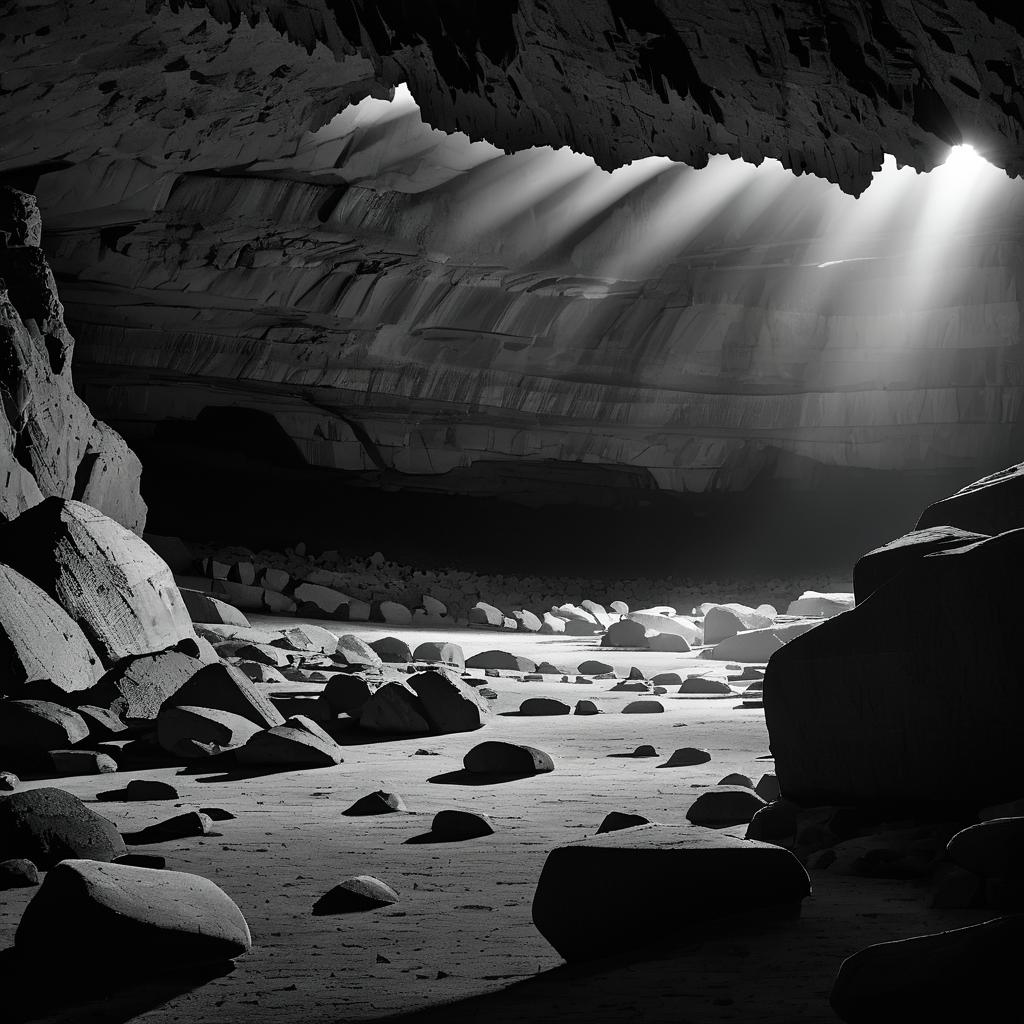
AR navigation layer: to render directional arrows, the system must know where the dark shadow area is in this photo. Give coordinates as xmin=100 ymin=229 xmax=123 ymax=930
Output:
xmin=427 ymin=769 xmax=536 ymax=786
xmin=122 ymin=827 xmax=224 ymax=844
xmin=403 ymin=830 xmax=481 ymax=845
xmin=0 ymin=946 xmax=235 ymax=1024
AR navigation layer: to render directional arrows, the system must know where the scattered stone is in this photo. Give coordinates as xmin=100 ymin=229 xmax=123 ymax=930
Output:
xmin=513 ymin=609 xmax=543 ymax=632
xmin=601 ymin=619 xmax=648 ymax=648
xmin=679 ymin=676 xmax=733 ymax=694
xmin=468 ymin=601 xmax=504 ymax=628
xmin=0 ymin=563 xmax=102 ymax=697
xmin=662 ymin=747 xmax=712 ymax=767
xmin=180 ymin=588 xmax=249 ymax=627
xmin=369 ymin=636 xmax=413 ymax=663
xmin=237 ymin=715 xmax=345 ymax=767
xmin=130 ymin=811 xmax=213 ymax=842
xmin=0 ymin=857 xmax=39 ymax=888
xmin=157 ymin=704 xmax=262 ymax=758
xmin=687 ymin=787 xmax=767 ymax=827
xmin=343 ymin=791 xmax=408 ymax=816
xmin=234 ymin=642 xmax=290 ymax=668
xmin=319 ymin=674 xmax=379 ymax=719
xmin=431 ymin=809 xmax=495 ymax=840
xmin=532 ymin=825 xmax=810 ymax=961
xmin=631 ymin=744 xmax=658 ymax=757
xmin=611 ymin=679 xmax=651 ymax=692
xmin=16 ymin=859 xmax=251 ymax=965
xmin=536 ymin=661 xmax=566 ymax=674
xmin=313 ymin=875 xmax=399 ymax=914
xmin=596 ymin=812 xmax=651 ymax=834
xmin=0 ymin=787 xmax=126 ymax=867
xmin=463 ymin=741 xmax=554 ymax=775
xmin=0 ymin=699 xmax=88 ymax=751
xmin=112 ymin=779 xmax=180 ymax=801
xmin=574 ymin=699 xmax=602 ymax=715
xmin=49 ymin=749 xmax=118 ymax=775
xmin=0 ymin=499 xmax=194 ymax=664
xmin=465 ymin=650 xmax=537 ymax=672
xmin=622 ymin=700 xmax=664 ymax=714
xmin=647 ymin=632 xmax=691 ymax=652
xmin=578 ymin=659 xmax=614 ymax=675
xmin=519 ymin=697 xmax=571 ymax=716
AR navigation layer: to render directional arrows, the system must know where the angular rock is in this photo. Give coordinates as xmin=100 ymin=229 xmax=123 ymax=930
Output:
xmin=917 ymin=462 xmax=1024 ymax=535
xmin=596 ymin=811 xmax=651 ymax=834
xmin=130 ymin=811 xmax=213 ymax=842
xmin=157 ymin=704 xmax=262 ymax=758
xmin=703 ymin=603 xmax=775 ymax=644
xmin=601 ymin=619 xmax=647 ymax=648
xmin=319 ymin=674 xmax=379 ymax=718
xmin=408 ymin=668 xmax=489 ymax=733
xmin=687 ymin=787 xmax=768 ymax=827
xmin=0 ymin=499 xmax=193 ymax=664
xmin=343 ymin=791 xmax=407 ymax=816
xmin=163 ymin=662 xmax=284 ymax=730
xmin=0 ymin=563 xmax=102 ymax=696
xmin=114 ymin=779 xmax=180 ymax=801
xmin=313 ymin=875 xmax=399 ymax=914
xmin=0 ymin=699 xmax=89 ymax=751
xmin=465 ymin=650 xmax=537 ymax=672
xmin=369 ymin=636 xmax=413 ymax=663
xmin=662 ymin=747 xmax=712 ymax=767
xmin=431 ymin=809 xmax=495 ymax=840
xmin=333 ymin=634 xmax=383 ymax=668
xmin=49 ymin=749 xmax=118 ymax=775
xmin=519 ymin=697 xmax=571 ymax=716
xmin=0 ymin=857 xmax=39 ymax=888
xmin=82 ymin=649 xmax=206 ymax=722
xmin=755 ymin=773 xmax=781 ymax=802
xmin=179 ymin=588 xmax=249 ymax=627
xmin=532 ymin=825 xmax=810 ymax=961
xmin=359 ymin=682 xmax=430 ymax=734
xmin=236 ymin=715 xmax=344 ymax=767
xmin=0 ymin=787 xmax=126 ymax=867
xmin=469 ymin=602 xmax=505 ymax=628
xmin=412 ymin=641 xmax=465 ymax=670
xmin=463 ymin=741 xmax=554 ymax=775
xmin=16 ymin=859 xmax=251 ymax=966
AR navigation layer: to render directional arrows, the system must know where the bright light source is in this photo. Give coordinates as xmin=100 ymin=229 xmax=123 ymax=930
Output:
xmin=938 ymin=143 xmax=988 ymax=187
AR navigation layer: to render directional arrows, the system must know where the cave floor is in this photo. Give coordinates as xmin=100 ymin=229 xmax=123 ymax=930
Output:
xmin=1 ymin=621 xmax=988 ymax=1024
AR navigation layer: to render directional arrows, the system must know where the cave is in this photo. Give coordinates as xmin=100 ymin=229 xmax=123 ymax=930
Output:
xmin=2 ymin=3 xmax=1024 ymax=1023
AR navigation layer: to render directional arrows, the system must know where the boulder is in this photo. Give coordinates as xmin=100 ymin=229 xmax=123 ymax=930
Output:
xmin=112 ymin=779 xmax=180 ymax=801
xmin=686 ymin=787 xmax=768 ymax=827
xmin=319 ymin=674 xmax=380 ymax=718
xmin=610 ymin=600 xmax=629 ymax=615
xmin=0 ymin=857 xmax=39 ymax=889
xmin=830 ymin=916 xmax=1024 ymax=1022
xmin=574 ymin=699 xmax=602 ymax=715
xmin=128 ymin=811 xmax=212 ymax=842
xmin=755 ymin=773 xmax=781 ymax=801
xmin=334 ymin=634 xmax=383 ymax=669
xmin=0 ymin=499 xmax=193 ymax=664
xmin=408 ymin=668 xmax=489 ymax=733
xmin=369 ymin=636 xmax=413 ymax=663
xmin=917 ymin=461 xmax=1024 ymax=535
xmin=626 ymin=611 xmax=702 ymax=645
xmin=719 ymin=773 xmax=755 ymax=788
xmin=512 ymin=609 xmax=543 ymax=632
xmin=631 ymin=744 xmax=658 ymax=757
xmin=359 ymin=682 xmax=430 ymax=734
xmin=519 ymin=697 xmax=571 ymax=716
xmin=0 ymin=788 xmax=126 ymax=867
xmin=946 ymin=817 xmax=1024 ymax=877
xmin=49 ymin=750 xmax=118 ymax=775
xmin=16 ymin=859 xmax=251 ymax=966
xmin=469 ymin=602 xmax=505 ymax=628
xmin=237 ymin=716 xmax=344 ymax=767
xmin=82 ymin=649 xmax=206 ymax=722
xmin=271 ymin=624 xmax=338 ymax=655
xmin=412 ymin=641 xmax=465 ymax=670
xmin=622 ymin=700 xmax=664 ymax=714
xmin=463 ymin=741 xmax=554 ymax=775
xmin=465 ymin=650 xmax=537 ymax=672
xmin=703 ymin=604 xmax=775 ymax=644
xmin=709 ymin=619 xmax=820 ymax=662
xmin=0 ymin=563 xmax=102 ymax=696
xmin=578 ymin=659 xmax=614 ymax=675
xmin=162 ymin=662 xmax=284 ymax=730
xmin=343 ymin=791 xmax=407 ymax=815
xmin=374 ymin=600 xmax=412 ymax=626
xmin=540 ymin=612 xmax=566 ymax=634
xmin=764 ymin=528 xmax=1024 ymax=806
xmin=647 ymin=632 xmax=690 ymax=652
xmin=431 ymin=809 xmax=495 ymax=840
xmin=313 ymin=875 xmax=399 ymax=914
xmin=233 ymin=642 xmax=290 ymax=668
xmin=662 ymin=747 xmax=712 ymax=767
xmin=785 ymin=591 xmax=854 ymax=617
xmin=601 ymin=619 xmax=648 ymax=648
xmin=0 ymin=699 xmax=88 ymax=751
xmin=532 ymin=825 xmax=810 ymax=961
xmin=179 ymin=588 xmax=249 ymax=627
xmin=596 ymin=811 xmax=651 ymax=833
xmin=679 ymin=676 xmax=733 ymax=695
xmin=157 ymin=705 xmax=262 ymax=758
xmin=292 ymin=582 xmax=349 ymax=615
xmin=77 ymin=704 xmax=129 ymax=740
xmin=853 ymin=526 xmax=989 ymax=604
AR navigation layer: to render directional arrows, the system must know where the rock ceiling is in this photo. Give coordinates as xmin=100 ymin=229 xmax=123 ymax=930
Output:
xmin=2 ymin=0 xmax=1024 ymax=509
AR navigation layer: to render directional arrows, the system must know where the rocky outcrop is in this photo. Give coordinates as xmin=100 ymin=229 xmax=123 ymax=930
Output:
xmin=0 ymin=187 xmax=145 ymax=532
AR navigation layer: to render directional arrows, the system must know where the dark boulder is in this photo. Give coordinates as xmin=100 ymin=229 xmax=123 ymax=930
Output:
xmin=596 ymin=811 xmax=651 ymax=834
xmin=686 ymin=787 xmax=767 ymax=827
xmin=162 ymin=662 xmax=283 ymax=730
xmin=82 ymin=649 xmax=207 ymax=722
xmin=313 ymin=875 xmax=399 ymax=914
xmin=408 ymin=668 xmax=489 ymax=733
xmin=0 ymin=857 xmax=39 ymax=888
xmin=430 ymin=809 xmax=495 ymax=840
xmin=0 ymin=699 xmax=88 ymax=751
xmin=519 ymin=697 xmax=571 ymax=716
xmin=180 ymin=588 xmax=249 ymax=627
xmin=343 ymin=791 xmax=407 ymax=816
xmin=236 ymin=716 xmax=344 ymax=767
xmin=463 ymin=741 xmax=554 ymax=775
xmin=917 ymin=461 xmax=1024 ymax=535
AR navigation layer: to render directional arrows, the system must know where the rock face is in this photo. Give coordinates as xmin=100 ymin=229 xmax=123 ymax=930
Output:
xmin=765 ymin=528 xmax=1024 ymax=807
xmin=0 ymin=187 xmax=145 ymax=532
xmin=532 ymin=825 xmax=810 ymax=961
xmin=917 ymin=461 xmax=1024 ymax=535
xmin=0 ymin=564 xmax=102 ymax=696
xmin=16 ymin=859 xmax=252 ymax=966
xmin=0 ymin=500 xmax=193 ymax=664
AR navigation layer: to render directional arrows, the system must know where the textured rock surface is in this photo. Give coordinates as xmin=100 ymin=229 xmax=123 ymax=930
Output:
xmin=0 ymin=186 xmax=144 ymax=531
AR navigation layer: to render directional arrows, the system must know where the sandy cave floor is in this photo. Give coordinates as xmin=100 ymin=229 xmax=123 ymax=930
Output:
xmin=1 ymin=619 xmax=990 ymax=1024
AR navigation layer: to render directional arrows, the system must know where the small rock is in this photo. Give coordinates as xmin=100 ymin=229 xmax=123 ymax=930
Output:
xmin=123 ymin=779 xmax=180 ymax=800
xmin=662 ymin=747 xmax=712 ymax=767
xmin=718 ymin=773 xmax=754 ymax=788
xmin=200 ymin=807 xmax=235 ymax=821
xmin=130 ymin=811 xmax=213 ymax=842
xmin=687 ymin=787 xmax=767 ymax=827
xmin=0 ymin=857 xmax=40 ymax=889
xmin=631 ymin=744 xmax=658 ymax=757
xmin=578 ymin=660 xmax=614 ymax=675
xmin=519 ymin=697 xmax=571 ymax=716
xmin=343 ymin=791 xmax=408 ymax=816
xmin=596 ymin=812 xmax=651 ymax=834
xmin=574 ymin=699 xmax=602 ymax=715
xmin=313 ymin=875 xmax=399 ymax=914
xmin=622 ymin=700 xmax=664 ymax=714
xmin=431 ymin=809 xmax=495 ymax=840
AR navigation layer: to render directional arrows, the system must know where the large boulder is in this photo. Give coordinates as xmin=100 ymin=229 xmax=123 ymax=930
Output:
xmin=157 ymin=704 xmax=262 ymax=758
xmin=81 ymin=649 xmax=206 ymax=722
xmin=917 ymin=461 xmax=1024 ymax=535
xmin=162 ymin=662 xmax=284 ymax=730
xmin=702 ymin=604 xmax=775 ymax=644
xmin=0 ymin=788 xmax=126 ymax=867
xmin=272 ymin=624 xmax=338 ymax=655
xmin=686 ymin=787 xmax=767 ymax=827
xmin=465 ymin=650 xmax=537 ymax=672
xmin=709 ymin=619 xmax=820 ymax=662
xmin=408 ymin=668 xmax=489 ymax=733
xmin=412 ymin=641 xmax=465 ymax=670
xmin=236 ymin=716 xmax=344 ymax=767
xmin=0 ymin=699 xmax=89 ymax=751
xmin=334 ymin=634 xmax=383 ymax=668
xmin=601 ymin=619 xmax=648 ymax=648
xmin=785 ymin=591 xmax=854 ymax=617
xmin=368 ymin=636 xmax=412 ymax=663
xmin=626 ymin=610 xmax=702 ymax=645
xmin=0 ymin=563 xmax=102 ymax=696
xmin=179 ymin=588 xmax=249 ymax=627
xmin=16 ymin=859 xmax=251 ymax=966
xmin=532 ymin=825 xmax=810 ymax=961
xmin=463 ymin=741 xmax=554 ymax=775
xmin=853 ymin=525 xmax=988 ymax=603
xmin=318 ymin=674 xmax=380 ymax=718
xmin=765 ymin=528 xmax=1024 ymax=807
xmin=469 ymin=602 xmax=505 ymax=628
xmin=0 ymin=499 xmax=192 ymax=664
xmin=359 ymin=682 xmax=430 ymax=734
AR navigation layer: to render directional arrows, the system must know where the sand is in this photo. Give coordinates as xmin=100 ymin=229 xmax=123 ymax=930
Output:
xmin=0 ymin=619 xmax=990 ymax=1023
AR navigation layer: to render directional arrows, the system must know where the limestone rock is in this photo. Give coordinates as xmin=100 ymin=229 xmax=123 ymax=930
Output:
xmin=686 ymin=787 xmax=768 ymax=827
xmin=334 ymin=634 xmax=383 ymax=668
xmin=83 ymin=649 xmax=206 ymax=722
xmin=237 ymin=715 xmax=344 ymax=767
xmin=0 ymin=563 xmax=102 ymax=696
xmin=719 ymin=773 xmax=755 ymax=788
xmin=703 ymin=604 xmax=775 ymax=644
xmin=313 ymin=875 xmax=399 ymax=913
xmin=16 ymin=859 xmax=251 ymax=966
xmin=0 ymin=499 xmax=192 ymax=664
xmin=463 ymin=741 xmax=554 ymax=775
xmin=157 ymin=704 xmax=263 ymax=758
xmin=163 ymin=662 xmax=284 ymax=730
xmin=532 ymin=825 xmax=810 ymax=961
xmin=130 ymin=811 xmax=213 ymax=842
xmin=271 ymin=624 xmax=338 ymax=655
xmin=179 ymin=588 xmax=249 ymax=627
xmin=0 ymin=787 xmax=126 ymax=867
xmin=359 ymin=682 xmax=431 ymax=735
xmin=0 ymin=699 xmax=89 ymax=751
